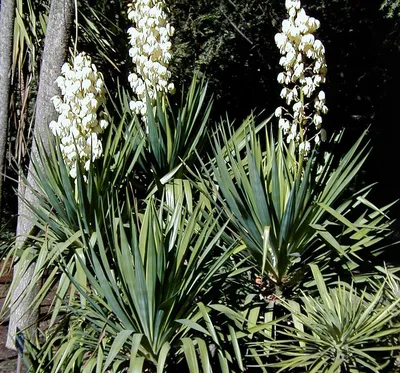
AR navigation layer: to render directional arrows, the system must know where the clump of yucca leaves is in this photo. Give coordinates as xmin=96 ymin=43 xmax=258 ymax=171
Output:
xmin=249 ymin=265 xmax=400 ymax=373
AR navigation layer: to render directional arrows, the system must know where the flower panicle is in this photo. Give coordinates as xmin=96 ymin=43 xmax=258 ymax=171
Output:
xmin=49 ymin=52 xmax=109 ymax=179
xmin=275 ymin=0 xmax=328 ymax=154
xmin=127 ymin=0 xmax=175 ymax=119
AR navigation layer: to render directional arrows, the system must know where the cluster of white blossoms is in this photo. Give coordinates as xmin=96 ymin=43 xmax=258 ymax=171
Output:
xmin=127 ymin=0 xmax=175 ymax=119
xmin=274 ymin=0 xmax=328 ymax=153
xmin=49 ymin=52 xmax=108 ymax=179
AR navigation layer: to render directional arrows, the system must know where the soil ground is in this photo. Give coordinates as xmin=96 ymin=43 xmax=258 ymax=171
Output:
xmin=0 ymin=261 xmax=23 ymax=372
xmin=0 ymin=260 xmax=52 ymax=373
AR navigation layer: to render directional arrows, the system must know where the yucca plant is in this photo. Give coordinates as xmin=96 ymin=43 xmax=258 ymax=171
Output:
xmin=24 ymin=193 xmax=247 ymax=372
xmin=3 ymin=73 xmax=214 ymax=323
xmin=4 ymin=76 xmax=250 ymax=371
xmin=1 ymin=87 xmax=145 ymax=324
xmin=200 ymin=120 xmax=394 ymax=300
xmin=250 ymin=264 xmax=400 ymax=373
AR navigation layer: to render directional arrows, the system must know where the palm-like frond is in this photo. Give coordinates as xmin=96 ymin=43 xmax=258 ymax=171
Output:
xmin=10 ymin=0 xmax=47 ymax=167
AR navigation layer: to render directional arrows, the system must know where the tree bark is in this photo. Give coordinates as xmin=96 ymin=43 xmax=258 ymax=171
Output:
xmin=0 ymin=0 xmax=16 ymax=222
xmin=6 ymin=0 xmax=74 ymax=350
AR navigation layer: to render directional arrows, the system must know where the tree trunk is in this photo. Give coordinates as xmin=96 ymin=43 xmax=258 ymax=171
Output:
xmin=0 ymin=0 xmax=16 ymax=223
xmin=6 ymin=0 xmax=74 ymax=350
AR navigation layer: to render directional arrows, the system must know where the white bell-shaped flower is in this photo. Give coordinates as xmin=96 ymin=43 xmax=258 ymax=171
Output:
xmin=49 ymin=52 xmax=109 ymax=179
xmin=274 ymin=0 xmax=328 ymax=153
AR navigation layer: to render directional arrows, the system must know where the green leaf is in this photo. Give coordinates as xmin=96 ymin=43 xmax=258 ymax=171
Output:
xmin=103 ymin=330 xmax=134 ymax=370
xmin=182 ymin=338 xmax=200 ymax=373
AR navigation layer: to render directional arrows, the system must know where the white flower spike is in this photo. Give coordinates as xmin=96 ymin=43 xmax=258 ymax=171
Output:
xmin=127 ymin=0 xmax=175 ymax=121
xmin=49 ymin=52 xmax=108 ymax=179
xmin=274 ymin=0 xmax=328 ymax=153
